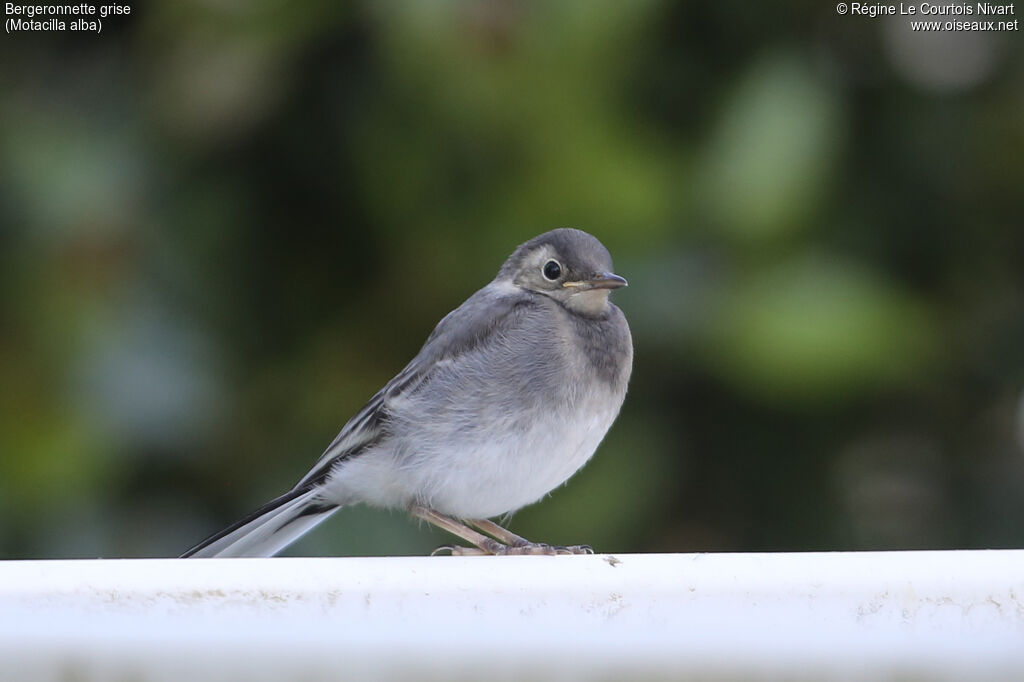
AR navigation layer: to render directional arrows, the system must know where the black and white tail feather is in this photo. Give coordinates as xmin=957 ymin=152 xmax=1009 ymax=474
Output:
xmin=181 ymin=340 xmax=425 ymax=558
xmin=180 ymin=488 xmax=339 ymax=558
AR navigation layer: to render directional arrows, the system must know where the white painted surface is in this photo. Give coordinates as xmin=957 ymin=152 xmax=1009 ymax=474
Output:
xmin=1 ymin=551 xmax=1022 ymax=681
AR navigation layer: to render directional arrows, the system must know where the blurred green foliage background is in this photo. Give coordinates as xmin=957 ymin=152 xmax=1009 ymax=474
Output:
xmin=1 ymin=1 xmax=1022 ymax=558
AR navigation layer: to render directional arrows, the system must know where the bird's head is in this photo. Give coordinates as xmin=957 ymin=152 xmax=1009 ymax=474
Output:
xmin=498 ymin=228 xmax=627 ymax=317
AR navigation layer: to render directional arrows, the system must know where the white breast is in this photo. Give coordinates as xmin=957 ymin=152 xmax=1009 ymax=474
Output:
xmin=425 ymin=392 xmax=622 ymax=518
xmin=324 ymin=387 xmax=624 ymax=520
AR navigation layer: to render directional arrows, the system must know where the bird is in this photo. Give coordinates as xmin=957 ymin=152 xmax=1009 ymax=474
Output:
xmin=182 ymin=228 xmax=632 ymax=557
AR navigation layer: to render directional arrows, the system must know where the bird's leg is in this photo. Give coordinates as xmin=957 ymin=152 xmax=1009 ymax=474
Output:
xmin=409 ymin=505 xmax=506 ymax=556
xmin=470 ymin=518 xmax=594 ymax=555
xmin=409 ymin=505 xmax=596 ymax=556
xmin=468 ymin=519 xmax=532 ymax=547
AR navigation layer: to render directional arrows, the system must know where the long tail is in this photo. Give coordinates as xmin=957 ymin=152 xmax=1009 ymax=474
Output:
xmin=181 ymin=487 xmax=340 ymax=558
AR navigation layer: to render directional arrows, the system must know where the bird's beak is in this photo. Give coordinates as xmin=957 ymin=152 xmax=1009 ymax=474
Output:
xmin=562 ymin=272 xmax=628 ymax=290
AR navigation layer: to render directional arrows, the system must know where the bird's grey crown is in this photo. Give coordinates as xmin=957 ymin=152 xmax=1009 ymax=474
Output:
xmin=497 ymin=227 xmax=615 ymax=282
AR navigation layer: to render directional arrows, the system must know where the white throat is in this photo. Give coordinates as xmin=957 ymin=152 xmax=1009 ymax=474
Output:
xmin=565 ymin=289 xmax=611 ymax=316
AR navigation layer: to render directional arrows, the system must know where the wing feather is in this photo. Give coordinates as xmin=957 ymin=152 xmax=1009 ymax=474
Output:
xmin=296 ymin=284 xmax=533 ymax=487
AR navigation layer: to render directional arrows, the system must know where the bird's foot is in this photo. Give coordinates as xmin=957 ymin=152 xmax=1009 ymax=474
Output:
xmin=492 ymin=542 xmax=594 ymax=556
xmin=410 ymin=504 xmax=595 ymax=557
xmin=430 ymin=542 xmax=594 ymax=556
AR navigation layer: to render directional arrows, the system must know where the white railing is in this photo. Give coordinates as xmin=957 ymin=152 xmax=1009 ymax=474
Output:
xmin=2 ymin=551 xmax=1023 ymax=681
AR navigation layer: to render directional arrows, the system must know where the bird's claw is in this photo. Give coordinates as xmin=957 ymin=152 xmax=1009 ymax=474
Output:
xmin=487 ymin=542 xmax=595 ymax=556
xmin=431 ymin=542 xmax=593 ymax=556
xmin=431 ymin=544 xmax=489 ymax=556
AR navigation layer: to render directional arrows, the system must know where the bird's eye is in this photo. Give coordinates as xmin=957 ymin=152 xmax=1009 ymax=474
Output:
xmin=542 ymin=259 xmax=562 ymax=281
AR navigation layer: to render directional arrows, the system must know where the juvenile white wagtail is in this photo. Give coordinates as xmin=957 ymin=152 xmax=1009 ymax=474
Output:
xmin=182 ymin=228 xmax=632 ymax=557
